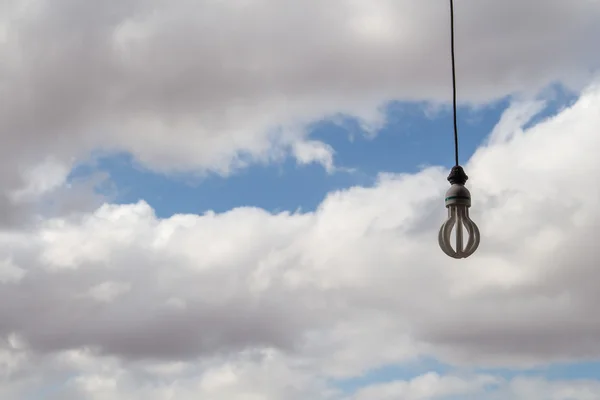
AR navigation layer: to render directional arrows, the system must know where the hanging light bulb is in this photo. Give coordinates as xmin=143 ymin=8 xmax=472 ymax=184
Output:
xmin=438 ymin=166 xmax=480 ymax=259
xmin=437 ymin=1 xmax=481 ymax=259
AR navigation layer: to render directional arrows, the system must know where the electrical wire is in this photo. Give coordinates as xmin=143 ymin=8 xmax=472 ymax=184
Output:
xmin=449 ymin=0 xmax=459 ymax=167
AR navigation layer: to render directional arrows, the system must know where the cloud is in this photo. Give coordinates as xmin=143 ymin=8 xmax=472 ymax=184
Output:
xmin=292 ymin=139 xmax=336 ymax=173
xmin=352 ymin=373 xmax=600 ymax=400
xmin=85 ymin=281 xmax=132 ymax=303
xmin=351 ymin=372 xmax=498 ymax=400
xmin=3 ymin=347 xmax=600 ymax=400
xmin=0 ymin=348 xmax=337 ymax=400
xmin=0 ymin=0 xmax=599 ymax=220
xmin=0 ymin=80 xmax=597 ymax=397
xmin=1 ymin=0 xmax=600 ymax=396
xmin=0 ymin=258 xmax=26 ymax=284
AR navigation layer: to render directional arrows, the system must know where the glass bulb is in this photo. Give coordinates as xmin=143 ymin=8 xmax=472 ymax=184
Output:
xmin=438 ymin=183 xmax=480 ymax=259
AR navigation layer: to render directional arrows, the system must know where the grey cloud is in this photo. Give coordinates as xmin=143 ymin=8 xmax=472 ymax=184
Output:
xmin=2 ymin=81 xmax=600 ymax=368
xmin=0 ymin=1 xmax=600 ymax=396
xmin=0 ymin=0 xmax=599 ymax=215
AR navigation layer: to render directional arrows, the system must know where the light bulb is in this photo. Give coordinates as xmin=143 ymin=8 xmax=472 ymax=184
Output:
xmin=438 ymin=166 xmax=480 ymax=259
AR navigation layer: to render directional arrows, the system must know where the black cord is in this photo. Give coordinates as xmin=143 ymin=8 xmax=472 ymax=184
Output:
xmin=446 ymin=0 xmax=468 ymax=186
xmin=449 ymin=0 xmax=459 ymax=167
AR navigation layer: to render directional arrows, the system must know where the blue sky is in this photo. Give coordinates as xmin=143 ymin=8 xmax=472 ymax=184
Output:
xmin=335 ymin=359 xmax=600 ymax=394
xmin=70 ymin=99 xmax=509 ymax=218
xmin=68 ymin=85 xmax=577 ymax=221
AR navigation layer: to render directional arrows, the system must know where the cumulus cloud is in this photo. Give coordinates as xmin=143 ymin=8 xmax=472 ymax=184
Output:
xmin=352 ymin=373 xmax=600 ymax=400
xmin=0 ymin=0 xmax=599 ymax=220
xmin=0 ymin=79 xmax=599 ymax=398
xmin=3 ymin=348 xmax=600 ymax=400
xmin=1 ymin=0 xmax=600 ymax=397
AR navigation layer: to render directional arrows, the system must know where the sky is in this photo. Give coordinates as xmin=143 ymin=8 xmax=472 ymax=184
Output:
xmin=1 ymin=0 xmax=600 ymax=399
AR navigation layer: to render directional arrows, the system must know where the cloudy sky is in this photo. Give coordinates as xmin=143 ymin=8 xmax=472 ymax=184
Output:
xmin=1 ymin=0 xmax=600 ymax=398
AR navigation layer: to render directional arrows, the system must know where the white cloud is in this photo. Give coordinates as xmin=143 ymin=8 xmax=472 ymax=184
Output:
xmin=353 ymin=373 xmax=600 ymax=400
xmin=0 ymin=0 xmax=599 ymax=223
xmin=0 ymin=80 xmax=597 ymax=398
xmin=352 ymin=372 xmax=499 ymax=400
xmin=0 ymin=258 xmax=26 ymax=284
xmin=86 ymin=281 xmax=132 ymax=303
xmin=1 ymin=0 xmax=600 ymax=396
xmin=292 ymin=140 xmax=336 ymax=172
xmin=9 ymin=157 xmax=70 ymax=203
xmin=2 ymin=349 xmax=600 ymax=400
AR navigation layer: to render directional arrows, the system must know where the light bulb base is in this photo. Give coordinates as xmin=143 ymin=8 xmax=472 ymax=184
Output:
xmin=444 ymin=184 xmax=471 ymax=208
xmin=447 ymin=165 xmax=468 ymax=185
